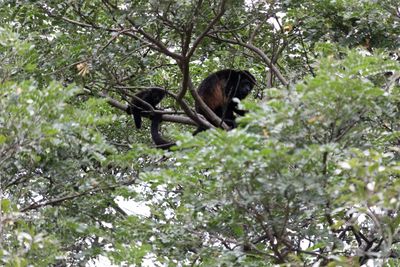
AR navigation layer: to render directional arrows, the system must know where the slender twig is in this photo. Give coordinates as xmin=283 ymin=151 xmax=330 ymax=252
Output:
xmin=187 ymin=0 xmax=227 ymax=59
xmin=20 ymin=182 xmax=132 ymax=212
xmin=127 ymin=18 xmax=182 ymax=61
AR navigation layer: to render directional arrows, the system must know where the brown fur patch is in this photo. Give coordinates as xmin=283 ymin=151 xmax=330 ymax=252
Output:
xmin=203 ymin=80 xmax=225 ymax=109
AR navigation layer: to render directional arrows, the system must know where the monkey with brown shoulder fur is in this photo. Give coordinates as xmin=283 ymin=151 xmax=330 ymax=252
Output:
xmin=194 ymin=69 xmax=256 ymax=134
xmin=127 ymin=88 xmax=174 ymax=149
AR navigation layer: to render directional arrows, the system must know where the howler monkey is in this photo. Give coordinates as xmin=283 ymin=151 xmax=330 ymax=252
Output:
xmin=195 ymin=69 xmax=256 ymax=133
xmin=127 ymin=88 xmax=166 ymax=129
xmin=127 ymin=88 xmax=174 ymax=149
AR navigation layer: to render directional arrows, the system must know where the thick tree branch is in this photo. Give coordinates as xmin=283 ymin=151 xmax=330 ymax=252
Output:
xmin=111 ymin=85 xmax=214 ymax=129
xmin=85 ymin=88 xmax=209 ymax=127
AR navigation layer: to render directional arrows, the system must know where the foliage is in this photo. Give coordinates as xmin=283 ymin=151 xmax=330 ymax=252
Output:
xmin=130 ymin=50 xmax=400 ymax=265
xmin=0 ymin=0 xmax=399 ymax=266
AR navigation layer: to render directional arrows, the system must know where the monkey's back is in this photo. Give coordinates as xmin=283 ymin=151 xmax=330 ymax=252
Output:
xmin=130 ymin=87 xmax=166 ymax=129
xmin=196 ymin=70 xmax=237 ymax=113
xmin=132 ymin=88 xmax=166 ymax=109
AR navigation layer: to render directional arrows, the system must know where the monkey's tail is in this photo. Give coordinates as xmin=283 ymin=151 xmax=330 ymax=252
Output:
xmin=193 ymin=127 xmax=206 ymax=136
xmin=151 ymin=114 xmax=175 ymax=150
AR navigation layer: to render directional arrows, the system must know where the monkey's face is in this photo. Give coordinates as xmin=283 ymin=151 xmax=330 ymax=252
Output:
xmin=235 ymin=80 xmax=253 ymax=99
xmin=151 ymin=91 xmax=166 ymax=104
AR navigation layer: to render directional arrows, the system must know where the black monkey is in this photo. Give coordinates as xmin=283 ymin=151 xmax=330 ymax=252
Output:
xmin=127 ymin=88 xmax=166 ymax=129
xmin=194 ymin=69 xmax=256 ymax=133
xmin=126 ymin=87 xmax=174 ymax=149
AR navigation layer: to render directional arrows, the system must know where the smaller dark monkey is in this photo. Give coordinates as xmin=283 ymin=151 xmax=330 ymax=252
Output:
xmin=195 ymin=69 xmax=256 ymax=133
xmin=127 ymin=87 xmax=174 ymax=149
xmin=127 ymin=88 xmax=166 ymax=129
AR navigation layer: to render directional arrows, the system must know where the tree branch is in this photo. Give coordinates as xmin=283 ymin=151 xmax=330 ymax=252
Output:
xmin=20 ymin=181 xmax=132 ymax=212
xmin=186 ymin=0 xmax=227 ymax=59
xmin=126 ymin=18 xmax=183 ymax=61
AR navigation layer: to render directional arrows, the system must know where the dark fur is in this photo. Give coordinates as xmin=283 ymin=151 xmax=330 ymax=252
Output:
xmin=194 ymin=69 xmax=256 ymax=133
xmin=127 ymin=88 xmax=174 ymax=149
xmin=127 ymin=88 xmax=166 ymax=129
xmin=150 ymin=114 xmax=175 ymax=150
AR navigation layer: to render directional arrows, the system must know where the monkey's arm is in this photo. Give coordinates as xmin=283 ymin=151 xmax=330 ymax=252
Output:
xmin=230 ymin=102 xmax=247 ymax=116
xmin=234 ymin=108 xmax=247 ymax=116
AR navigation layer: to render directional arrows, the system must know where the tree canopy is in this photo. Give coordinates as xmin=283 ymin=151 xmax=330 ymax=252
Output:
xmin=1 ymin=0 xmax=400 ymax=266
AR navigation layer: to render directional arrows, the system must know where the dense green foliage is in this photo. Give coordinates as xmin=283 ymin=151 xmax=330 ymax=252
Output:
xmin=1 ymin=0 xmax=399 ymax=266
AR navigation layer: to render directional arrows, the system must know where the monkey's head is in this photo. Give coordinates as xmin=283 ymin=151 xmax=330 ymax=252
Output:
xmin=235 ymin=70 xmax=256 ymax=99
xmin=147 ymin=88 xmax=166 ymax=106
